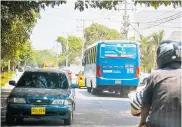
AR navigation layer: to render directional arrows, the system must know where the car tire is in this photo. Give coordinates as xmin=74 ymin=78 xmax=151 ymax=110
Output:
xmin=6 ymin=112 xmax=15 ymax=125
xmin=64 ymin=112 xmax=72 ymax=125
xmin=87 ymin=87 xmax=91 ymax=92
xmin=15 ymin=117 xmax=23 ymax=124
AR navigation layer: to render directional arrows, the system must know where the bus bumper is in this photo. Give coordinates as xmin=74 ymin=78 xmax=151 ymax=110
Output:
xmin=96 ymin=77 xmax=139 ymax=86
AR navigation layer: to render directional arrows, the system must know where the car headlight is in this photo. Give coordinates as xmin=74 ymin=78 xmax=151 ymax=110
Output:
xmin=64 ymin=100 xmax=72 ymax=105
xmin=8 ymin=98 xmax=26 ymax=103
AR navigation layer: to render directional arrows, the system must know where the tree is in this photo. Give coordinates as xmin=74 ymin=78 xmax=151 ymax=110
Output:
xmin=1 ymin=1 xmax=66 ymax=71
xmin=75 ymin=1 xmax=181 ymax=11
xmin=139 ymin=35 xmax=153 ymax=72
xmin=139 ymin=30 xmax=165 ymax=71
xmin=25 ymin=49 xmax=57 ymax=67
xmin=84 ymin=23 xmax=123 ymax=47
xmin=57 ymin=35 xmax=83 ymax=66
xmin=150 ymin=30 xmax=165 ymax=69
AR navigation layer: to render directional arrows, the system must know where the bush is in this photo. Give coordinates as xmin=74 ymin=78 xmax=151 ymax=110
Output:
xmin=0 ymin=71 xmax=15 ymax=88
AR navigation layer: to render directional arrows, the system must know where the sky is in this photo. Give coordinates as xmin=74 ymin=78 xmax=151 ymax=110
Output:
xmin=30 ymin=1 xmax=182 ymax=52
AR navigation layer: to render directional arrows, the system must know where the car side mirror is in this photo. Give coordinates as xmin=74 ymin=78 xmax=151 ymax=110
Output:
xmin=70 ymin=84 xmax=79 ymax=89
xmin=9 ymin=80 xmax=16 ymax=86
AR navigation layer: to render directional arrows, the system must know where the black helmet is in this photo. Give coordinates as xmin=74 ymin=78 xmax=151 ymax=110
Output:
xmin=156 ymin=40 xmax=181 ymax=68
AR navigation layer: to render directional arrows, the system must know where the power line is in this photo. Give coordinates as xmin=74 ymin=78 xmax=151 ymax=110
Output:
xmin=153 ymin=25 xmax=181 ymax=29
xmin=129 ymin=23 xmax=143 ymax=36
xmin=139 ymin=6 xmax=182 ymax=21
xmin=142 ymin=14 xmax=182 ymax=29
xmin=140 ymin=12 xmax=181 ymax=24
xmin=129 ymin=14 xmax=182 ymax=31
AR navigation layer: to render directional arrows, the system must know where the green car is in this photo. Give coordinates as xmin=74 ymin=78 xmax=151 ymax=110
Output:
xmin=6 ymin=68 xmax=79 ymax=125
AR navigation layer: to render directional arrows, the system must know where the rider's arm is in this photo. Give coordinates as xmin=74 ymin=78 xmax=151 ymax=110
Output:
xmin=139 ymin=76 xmax=153 ymax=126
xmin=139 ymin=104 xmax=150 ymax=126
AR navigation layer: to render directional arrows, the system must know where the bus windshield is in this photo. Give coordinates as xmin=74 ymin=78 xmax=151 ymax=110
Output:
xmin=100 ymin=43 xmax=137 ymax=58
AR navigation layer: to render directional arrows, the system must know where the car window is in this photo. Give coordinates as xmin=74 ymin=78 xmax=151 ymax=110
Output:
xmin=16 ymin=72 xmax=69 ymax=89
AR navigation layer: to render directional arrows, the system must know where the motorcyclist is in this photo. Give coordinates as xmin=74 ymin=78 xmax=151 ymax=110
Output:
xmin=138 ymin=40 xmax=181 ymax=127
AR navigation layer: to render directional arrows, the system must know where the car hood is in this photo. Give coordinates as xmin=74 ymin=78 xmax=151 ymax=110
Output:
xmin=10 ymin=88 xmax=70 ymax=98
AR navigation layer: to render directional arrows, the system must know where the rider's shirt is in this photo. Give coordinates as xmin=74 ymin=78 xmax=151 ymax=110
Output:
xmin=142 ymin=63 xmax=181 ymax=127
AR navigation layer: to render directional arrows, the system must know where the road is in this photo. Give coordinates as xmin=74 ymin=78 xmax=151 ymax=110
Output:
xmin=1 ymin=75 xmax=140 ymax=127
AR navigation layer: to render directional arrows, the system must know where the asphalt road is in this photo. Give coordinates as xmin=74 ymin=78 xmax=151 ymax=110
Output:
xmin=1 ymin=87 xmax=140 ymax=127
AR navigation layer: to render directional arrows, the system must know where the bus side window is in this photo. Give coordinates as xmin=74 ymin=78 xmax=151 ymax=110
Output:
xmin=92 ymin=48 xmax=94 ymax=64
xmin=93 ymin=47 xmax=95 ymax=63
xmin=88 ymin=50 xmax=90 ymax=64
xmin=91 ymin=48 xmax=93 ymax=64
xmin=94 ymin=46 xmax=96 ymax=63
xmin=87 ymin=51 xmax=89 ymax=64
xmin=90 ymin=49 xmax=92 ymax=64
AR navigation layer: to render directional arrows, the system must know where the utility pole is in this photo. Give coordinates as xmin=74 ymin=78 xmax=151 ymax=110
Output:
xmin=119 ymin=0 xmax=130 ymax=39
xmin=56 ymin=41 xmax=59 ymax=68
xmin=66 ymin=33 xmax=69 ymax=67
xmin=123 ymin=0 xmax=129 ymax=39
xmin=77 ymin=18 xmax=85 ymax=62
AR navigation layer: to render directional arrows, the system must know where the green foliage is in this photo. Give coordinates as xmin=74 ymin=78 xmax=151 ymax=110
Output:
xmin=84 ymin=23 xmax=122 ymax=47
xmin=0 ymin=71 xmax=15 ymax=88
xmin=27 ymin=49 xmax=57 ymax=67
xmin=139 ymin=30 xmax=165 ymax=72
xmin=1 ymin=1 xmax=66 ymax=70
xmin=75 ymin=0 xmax=181 ymax=11
xmin=57 ymin=35 xmax=83 ymax=66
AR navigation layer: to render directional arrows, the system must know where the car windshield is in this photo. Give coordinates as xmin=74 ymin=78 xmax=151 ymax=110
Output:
xmin=16 ymin=72 xmax=69 ymax=89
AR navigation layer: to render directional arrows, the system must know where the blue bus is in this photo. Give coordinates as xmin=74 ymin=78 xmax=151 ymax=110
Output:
xmin=82 ymin=40 xmax=140 ymax=97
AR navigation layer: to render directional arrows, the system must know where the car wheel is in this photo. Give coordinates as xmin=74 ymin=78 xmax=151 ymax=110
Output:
xmin=15 ymin=117 xmax=23 ymax=124
xmin=72 ymin=107 xmax=74 ymax=120
xmin=6 ymin=112 xmax=15 ymax=125
xmin=73 ymin=102 xmax=76 ymax=111
xmin=64 ymin=112 xmax=72 ymax=125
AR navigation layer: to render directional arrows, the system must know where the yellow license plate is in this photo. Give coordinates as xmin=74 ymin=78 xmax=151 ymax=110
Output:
xmin=31 ymin=107 xmax=45 ymax=115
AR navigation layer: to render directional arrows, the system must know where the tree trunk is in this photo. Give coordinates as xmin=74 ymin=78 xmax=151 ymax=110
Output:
xmin=8 ymin=60 xmax=11 ymax=72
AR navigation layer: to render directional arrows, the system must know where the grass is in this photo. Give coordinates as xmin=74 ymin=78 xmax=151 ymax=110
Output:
xmin=0 ymin=71 xmax=15 ymax=88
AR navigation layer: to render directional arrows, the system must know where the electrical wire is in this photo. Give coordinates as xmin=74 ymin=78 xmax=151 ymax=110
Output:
xmin=140 ymin=12 xmax=181 ymax=24
xmin=129 ymin=23 xmax=143 ymax=36
xmin=129 ymin=14 xmax=182 ymax=31
xmin=139 ymin=6 xmax=182 ymax=21
xmin=142 ymin=14 xmax=182 ymax=29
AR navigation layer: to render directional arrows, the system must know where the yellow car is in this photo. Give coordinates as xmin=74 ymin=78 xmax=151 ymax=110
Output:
xmin=76 ymin=71 xmax=85 ymax=88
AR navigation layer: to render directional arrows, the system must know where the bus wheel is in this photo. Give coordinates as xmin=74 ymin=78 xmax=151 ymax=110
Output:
xmin=120 ymin=88 xmax=129 ymax=98
xmin=119 ymin=88 xmax=127 ymax=98
xmin=91 ymin=88 xmax=97 ymax=95
xmin=87 ymin=87 xmax=91 ymax=92
xmin=92 ymin=88 xmax=102 ymax=95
